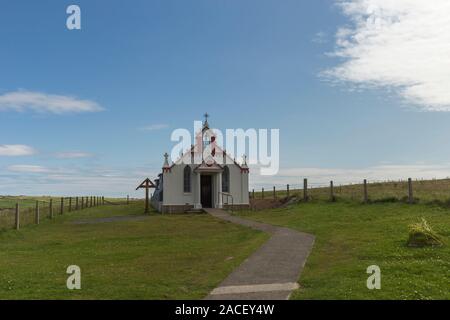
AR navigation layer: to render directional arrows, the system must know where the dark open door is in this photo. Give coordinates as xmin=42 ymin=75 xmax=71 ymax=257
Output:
xmin=201 ymin=175 xmax=213 ymax=208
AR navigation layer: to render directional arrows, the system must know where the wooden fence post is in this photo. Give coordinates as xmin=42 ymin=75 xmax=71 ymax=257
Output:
xmin=127 ymin=195 xmax=130 ymax=205
xmin=49 ymin=199 xmax=53 ymax=219
xmin=69 ymin=197 xmax=72 ymax=212
xmin=363 ymin=179 xmax=368 ymax=203
xmin=408 ymin=178 xmax=413 ymax=204
xmin=273 ymin=186 xmax=276 ymax=199
xmin=252 ymin=189 xmax=255 ymax=199
xmin=90 ymin=196 xmax=93 ymax=207
xmin=35 ymin=200 xmax=40 ymax=225
xmin=76 ymin=197 xmax=79 ymax=210
xmin=81 ymin=197 xmax=84 ymax=209
xmin=330 ymin=181 xmax=334 ymax=201
xmin=262 ymin=188 xmax=265 ymax=199
xmin=102 ymin=196 xmax=105 ymax=205
xmin=303 ymin=178 xmax=308 ymax=201
xmin=15 ymin=203 xmax=20 ymax=230
xmin=287 ymin=184 xmax=290 ymax=198
xmin=60 ymin=197 xmax=64 ymax=215
xmin=145 ymin=190 xmax=149 ymax=214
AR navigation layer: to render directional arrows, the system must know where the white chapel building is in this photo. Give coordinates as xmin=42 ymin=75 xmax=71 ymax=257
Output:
xmin=151 ymin=116 xmax=250 ymax=213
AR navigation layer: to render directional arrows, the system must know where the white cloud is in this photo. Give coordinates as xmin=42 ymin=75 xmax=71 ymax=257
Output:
xmin=324 ymin=0 xmax=450 ymax=111
xmin=7 ymin=165 xmax=50 ymax=173
xmin=0 ymin=164 xmax=157 ymax=197
xmin=0 ymin=145 xmax=36 ymax=156
xmin=0 ymin=90 xmax=104 ymax=114
xmin=55 ymin=152 xmax=93 ymax=159
xmin=139 ymin=124 xmax=169 ymax=131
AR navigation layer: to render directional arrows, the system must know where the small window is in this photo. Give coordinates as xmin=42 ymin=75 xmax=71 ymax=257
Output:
xmin=222 ymin=166 xmax=230 ymax=193
xmin=183 ymin=166 xmax=191 ymax=193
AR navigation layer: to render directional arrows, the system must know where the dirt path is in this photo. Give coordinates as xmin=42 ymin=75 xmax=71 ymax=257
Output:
xmin=204 ymin=208 xmax=315 ymax=300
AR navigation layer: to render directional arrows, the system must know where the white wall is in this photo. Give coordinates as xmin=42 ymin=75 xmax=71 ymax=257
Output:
xmin=163 ymin=164 xmax=249 ymax=206
xmin=162 ymin=164 xmax=197 ymax=205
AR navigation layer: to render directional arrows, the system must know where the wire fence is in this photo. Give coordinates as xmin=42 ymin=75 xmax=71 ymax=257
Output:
xmin=0 ymin=196 xmax=123 ymax=231
xmin=250 ymin=178 xmax=450 ymax=204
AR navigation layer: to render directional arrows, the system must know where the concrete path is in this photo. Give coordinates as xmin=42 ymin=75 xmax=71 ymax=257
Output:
xmin=204 ymin=208 xmax=315 ymax=300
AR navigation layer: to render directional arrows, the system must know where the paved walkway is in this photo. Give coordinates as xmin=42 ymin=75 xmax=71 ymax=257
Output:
xmin=204 ymin=208 xmax=315 ymax=300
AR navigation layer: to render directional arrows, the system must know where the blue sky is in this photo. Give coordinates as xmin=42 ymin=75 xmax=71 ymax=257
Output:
xmin=1 ymin=0 xmax=450 ymax=196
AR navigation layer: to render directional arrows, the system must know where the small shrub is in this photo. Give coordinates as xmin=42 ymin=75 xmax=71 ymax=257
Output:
xmin=426 ymin=198 xmax=450 ymax=209
xmin=407 ymin=218 xmax=443 ymax=247
xmin=370 ymin=197 xmax=398 ymax=204
xmin=400 ymin=196 xmax=420 ymax=204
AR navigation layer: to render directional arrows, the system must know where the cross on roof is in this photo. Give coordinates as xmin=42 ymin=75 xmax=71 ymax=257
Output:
xmin=204 ymin=112 xmax=209 ymax=122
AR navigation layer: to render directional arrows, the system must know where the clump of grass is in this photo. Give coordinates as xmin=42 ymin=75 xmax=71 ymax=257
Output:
xmin=370 ymin=197 xmax=399 ymax=204
xmin=407 ymin=218 xmax=443 ymax=247
xmin=400 ymin=196 xmax=420 ymax=204
xmin=426 ymin=198 xmax=450 ymax=209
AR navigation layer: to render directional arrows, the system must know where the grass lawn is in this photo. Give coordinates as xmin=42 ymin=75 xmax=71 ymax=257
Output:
xmin=237 ymin=201 xmax=450 ymax=300
xmin=0 ymin=202 xmax=268 ymax=299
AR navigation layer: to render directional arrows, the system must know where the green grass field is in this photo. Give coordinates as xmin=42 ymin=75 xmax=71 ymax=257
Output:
xmin=1 ymin=183 xmax=449 ymax=300
xmin=237 ymin=201 xmax=450 ymax=300
xmin=0 ymin=202 xmax=268 ymax=299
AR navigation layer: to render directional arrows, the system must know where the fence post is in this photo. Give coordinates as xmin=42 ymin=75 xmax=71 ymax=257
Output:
xmin=15 ymin=203 xmax=20 ymax=230
xmin=35 ymin=200 xmax=40 ymax=225
xmin=363 ymin=179 xmax=368 ymax=203
xmin=408 ymin=178 xmax=413 ymax=204
xmin=90 ymin=196 xmax=93 ymax=207
xmin=252 ymin=189 xmax=255 ymax=199
xmin=273 ymin=186 xmax=276 ymax=199
xmin=102 ymin=196 xmax=105 ymax=205
xmin=287 ymin=184 xmax=290 ymax=198
xmin=60 ymin=197 xmax=64 ymax=215
xmin=262 ymin=188 xmax=265 ymax=199
xmin=330 ymin=181 xmax=334 ymax=201
xmin=49 ymin=199 xmax=53 ymax=219
xmin=303 ymin=178 xmax=308 ymax=201
xmin=81 ymin=197 xmax=84 ymax=209
xmin=127 ymin=195 xmax=130 ymax=205
xmin=75 ymin=197 xmax=79 ymax=210
xmin=69 ymin=197 xmax=72 ymax=212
